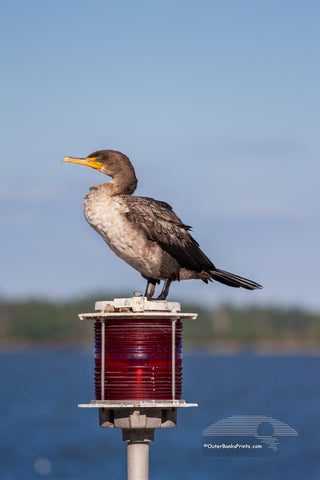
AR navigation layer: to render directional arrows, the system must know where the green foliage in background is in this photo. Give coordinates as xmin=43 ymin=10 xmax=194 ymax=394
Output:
xmin=1 ymin=296 xmax=319 ymax=349
xmin=181 ymin=304 xmax=320 ymax=348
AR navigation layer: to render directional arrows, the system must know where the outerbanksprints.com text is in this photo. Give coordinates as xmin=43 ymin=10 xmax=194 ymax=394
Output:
xmin=203 ymin=443 xmax=263 ymax=450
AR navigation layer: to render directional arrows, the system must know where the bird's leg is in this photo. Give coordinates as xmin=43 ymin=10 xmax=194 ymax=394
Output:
xmin=145 ymin=278 xmax=158 ymax=300
xmin=157 ymin=278 xmax=172 ymax=300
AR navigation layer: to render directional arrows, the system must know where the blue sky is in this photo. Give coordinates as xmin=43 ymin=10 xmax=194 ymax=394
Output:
xmin=1 ymin=0 xmax=319 ymax=308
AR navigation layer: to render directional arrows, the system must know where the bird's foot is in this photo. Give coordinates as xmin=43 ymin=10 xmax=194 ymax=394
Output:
xmin=145 ymin=278 xmax=172 ymax=301
xmin=145 ymin=278 xmax=158 ymax=301
xmin=156 ymin=278 xmax=172 ymax=301
xmin=156 ymin=293 xmax=167 ymax=300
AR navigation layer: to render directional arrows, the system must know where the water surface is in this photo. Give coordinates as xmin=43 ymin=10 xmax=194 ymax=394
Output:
xmin=1 ymin=351 xmax=319 ymax=479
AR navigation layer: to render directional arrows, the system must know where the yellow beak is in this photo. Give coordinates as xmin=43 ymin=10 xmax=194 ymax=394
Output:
xmin=62 ymin=156 xmax=102 ymax=171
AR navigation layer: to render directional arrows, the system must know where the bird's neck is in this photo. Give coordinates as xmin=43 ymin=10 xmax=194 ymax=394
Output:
xmin=98 ymin=172 xmax=138 ymax=196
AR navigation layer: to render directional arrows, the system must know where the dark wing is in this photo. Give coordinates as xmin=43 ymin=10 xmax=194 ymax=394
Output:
xmin=122 ymin=195 xmax=215 ymax=272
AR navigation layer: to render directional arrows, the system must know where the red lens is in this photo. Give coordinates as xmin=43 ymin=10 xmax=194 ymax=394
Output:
xmin=94 ymin=319 xmax=183 ymax=400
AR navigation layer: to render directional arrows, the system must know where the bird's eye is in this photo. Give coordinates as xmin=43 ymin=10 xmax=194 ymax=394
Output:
xmin=96 ymin=158 xmax=101 ymax=162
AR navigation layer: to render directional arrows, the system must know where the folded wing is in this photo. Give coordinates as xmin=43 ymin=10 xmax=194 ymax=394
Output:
xmin=123 ymin=195 xmax=215 ymax=272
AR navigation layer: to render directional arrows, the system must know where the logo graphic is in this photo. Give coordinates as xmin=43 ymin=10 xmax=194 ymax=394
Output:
xmin=202 ymin=415 xmax=298 ymax=456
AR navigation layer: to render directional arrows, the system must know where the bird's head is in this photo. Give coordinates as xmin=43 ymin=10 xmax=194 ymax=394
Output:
xmin=62 ymin=149 xmax=135 ymax=179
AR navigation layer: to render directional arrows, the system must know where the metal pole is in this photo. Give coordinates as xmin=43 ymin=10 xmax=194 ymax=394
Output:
xmin=127 ymin=440 xmax=149 ymax=480
xmin=123 ymin=429 xmax=154 ymax=480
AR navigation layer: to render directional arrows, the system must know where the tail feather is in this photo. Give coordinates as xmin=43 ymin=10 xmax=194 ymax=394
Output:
xmin=211 ymin=269 xmax=262 ymax=290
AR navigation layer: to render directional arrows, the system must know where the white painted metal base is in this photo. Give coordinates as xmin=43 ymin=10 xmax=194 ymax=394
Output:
xmin=78 ymin=293 xmax=197 ymax=321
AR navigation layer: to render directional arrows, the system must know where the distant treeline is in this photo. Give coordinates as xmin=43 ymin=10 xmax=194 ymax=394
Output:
xmin=1 ymin=296 xmax=320 ymax=350
xmin=182 ymin=303 xmax=320 ymax=350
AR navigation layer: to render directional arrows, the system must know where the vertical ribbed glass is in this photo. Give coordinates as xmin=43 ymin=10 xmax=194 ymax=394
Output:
xmin=94 ymin=319 xmax=183 ymax=400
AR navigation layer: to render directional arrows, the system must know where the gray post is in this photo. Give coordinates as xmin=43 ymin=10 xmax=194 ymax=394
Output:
xmin=127 ymin=441 xmax=149 ymax=480
xmin=123 ymin=429 xmax=154 ymax=480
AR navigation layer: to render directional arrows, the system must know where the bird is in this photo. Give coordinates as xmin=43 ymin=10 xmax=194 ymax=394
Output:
xmin=62 ymin=149 xmax=262 ymax=300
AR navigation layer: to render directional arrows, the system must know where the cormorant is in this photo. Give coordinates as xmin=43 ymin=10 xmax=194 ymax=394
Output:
xmin=63 ymin=149 xmax=262 ymax=300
